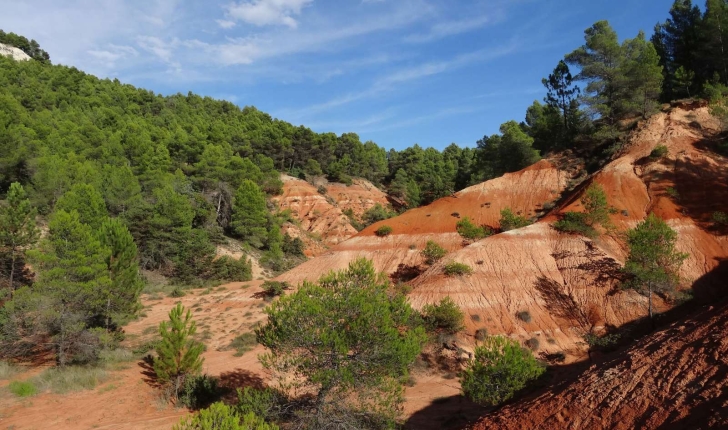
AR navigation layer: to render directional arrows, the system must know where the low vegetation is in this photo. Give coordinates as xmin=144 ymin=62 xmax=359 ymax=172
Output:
xmin=228 ymin=333 xmax=257 ymax=357
xmin=175 ymin=402 xmax=277 ymax=430
xmin=499 ymin=208 xmax=532 ymax=231
xmin=421 ymin=297 xmax=465 ymax=334
xmin=443 ymin=262 xmax=473 ymax=276
xmin=8 ymin=380 xmax=37 ymax=397
xmin=260 ymin=281 xmax=291 ymax=297
xmin=554 ymin=183 xmax=612 ymax=237
xmin=456 ymin=217 xmax=492 ymax=240
xmin=461 ymin=336 xmax=545 ymax=406
xmin=421 ymin=240 xmax=447 ymax=265
xmin=650 ymin=144 xmax=669 ymax=158
xmin=516 ymin=310 xmax=533 ymax=323
xmin=374 ymin=225 xmax=393 ymax=237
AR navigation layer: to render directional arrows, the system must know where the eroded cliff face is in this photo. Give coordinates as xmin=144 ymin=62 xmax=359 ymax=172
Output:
xmin=279 ymin=106 xmax=728 ymax=360
xmin=471 ymin=299 xmax=728 ymax=430
xmin=0 ymin=43 xmax=31 ymax=61
xmin=272 ymin=175 xmax=389 ymax=255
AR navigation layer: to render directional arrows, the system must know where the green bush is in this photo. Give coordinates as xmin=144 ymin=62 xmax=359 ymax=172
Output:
xmin=210 ymin=256 xmax=253 ymax=282
xmin=583 ymin=332 xmax=621 ymax=352
xmin=174 ymin=402 xmax=278 ymax=430
xmin=261 ymin=281 xmax=290 ymax=297
xmin=499 ymin=208 xmax=531 ymax=231
xmin=422 ymin=297 xmax=465 ymax=334
xmin=237 ymin=386 xmax=284 ymax=423
xmin=443 ymin=262 xmax=473 ymax=276
xmin=461 ymin=336 xmax=545 ymax=406
xmin=317 ymin=185 xmax=328 ymax=195
xmin=178 ymin=374 xmax=220 ymax=409
xmin=475 ymin=328 xmax=488 ymax=341
xmin=516 ymin=310 xmax=532 ymax=323
xmin=374 ymin=225 xmax=393 ymax=237
xmin=524 ymin=337 xmax=540 ymax=351
xmin=650 ymin=144 xmax=668 ymax=158
xmin=169 ymin=288 xmax=187 ymax=298
xmin=713 ymin=211 xmax=728 ymax=225
xmin=553 ymin=212 xmax=598 ymax=238
xmin=421 ymin=240 xmax=447 ymax=265
xmin=665 ymin=187 xmax=680 ymax=199
xmin=362 ymin=204 xmax=396 ymax=226
xmin=9 ymin=380 xmax=38 ymax=397
xmin=456 ymin=217 xmax=492 ymax=240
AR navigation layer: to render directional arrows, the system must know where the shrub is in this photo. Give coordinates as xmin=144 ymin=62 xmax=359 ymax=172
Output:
xmin=665 ymin=187 xmax=679 ymax=199
xmin=174 ymin=401 xmax=277 ymax=430
xmin=516 ymin=310 xmax=532 ymax=323
xmin=9 ymin=380 xmax=38 ymax=397
xmin=342 ymin=208 xmax=365 ymax=231
xmin=470 ymin=314 xmax=481 ymax=322
xmin=374 ymin=225 xmax=393 ymax=237
xmin=499 ymin=208 xmax=531 ymax=231
xmin=713 ymin=211 xmax=728 ymax=225
xmin=421 ymin=240 xmax=447 ymax=265
xmin=362 ymin=204 xmax=396 ymax=226
xmin=210 ymin=256 xmax=253 ymax=282
xmin=237 ymin=386 xmax=284 ymax=422
xmin=461 ymin=336 xmax=545 ymax=406
xmin=261 ymin=281 xmax=290 ymax=297
xmin=553 ymin=212 xmax=598 ymax=238
xmin=169 ymin=288 xmax=187 ymax=298
xmin=583 ymin=332 xmax=621 ymax=352
xmin=456 ymin=217 xmax=492 ymax=240
xmin=229 ymin=333 xmax=257 ymax=357
xmin=524 ymin=337 xmax=540 ymax=351
xmin=443 ymin=262 xmax=473 ymax=276
xmin=475 ymin=328 xmax=488 ymax=341
xmin=317 ymin=185 xmax=328 ymax=195
xmin=178 ymin=374 xmax=220 ymax=409
xmin=422 ymin=297 xmax=465 ymax=334
xmin=650 ymin=144 xmax=669 ymax=158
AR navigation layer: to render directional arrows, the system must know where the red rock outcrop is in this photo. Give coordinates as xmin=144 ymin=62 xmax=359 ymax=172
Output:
xmin=272 ymin=175 xmax=389 ymax=255
xmin=471 ymin=299 xmax=728 ymax=430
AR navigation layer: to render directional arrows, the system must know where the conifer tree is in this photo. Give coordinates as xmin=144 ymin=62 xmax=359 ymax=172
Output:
xmin=621 ymin=32 xmax=664 ymax=118
xmin=0 ymin=183 xmax=39 ymax=295
xmin=543 ymin=60 xmax=581 ymax=133
xmin=623 ymin=214 xmax=688 ymax=321
xmin=154 ymin=303 xmax=204 ymax=392
xmin=231 ymin=180 xmax=269 ymax=248
xmin=27 ymin=210 xmax=111 ymax=365
xmin=98 ymin=218 xmax=144 ymax=328
xmin=55 ymin=183 xmax=108 ymax=230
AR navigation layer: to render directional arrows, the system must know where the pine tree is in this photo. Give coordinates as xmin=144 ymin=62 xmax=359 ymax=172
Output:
xmin=701 ymin=0 xmax=728 ymax=84
xmin=543 ymin=60 xmax=581 ymax=133
xmin=621 ymin=32 xmax=664 ymax=118
xmin=154 ymin=303 xmax=204 ymax=392
xmin=623 ymin=214 xmax=688 ymax=322
xmin=566 ymin=21 xmax=624 ymax=127
xmin=231 ymin=180 xmax=269 ymax=248
xmin=27 ymin=210 xmax=111 ymax=366
xmin=0 ymin=183 xmax=39 ymax=295
xmin=98 ymin=218 xmax=144 ymax=329
xmin=55 ymin=183 xmax=108 ymax=230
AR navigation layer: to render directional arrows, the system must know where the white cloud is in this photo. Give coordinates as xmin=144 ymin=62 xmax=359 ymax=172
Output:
xmin=87 ymin=44 xmax=139 ymax=67
xmin=136 ymin=35 xmax=176 ymax=63
xmin=216 ymin=19 xmax=237 ymax=29
xmin=225 ymin=0 xmax=313 ymax=28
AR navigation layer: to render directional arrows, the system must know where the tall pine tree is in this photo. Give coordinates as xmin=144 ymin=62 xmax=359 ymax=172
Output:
xmin=0 ymin=183 xmax=39 ymax=295
xmin=231 ymin=180 xmax=269 ymax=248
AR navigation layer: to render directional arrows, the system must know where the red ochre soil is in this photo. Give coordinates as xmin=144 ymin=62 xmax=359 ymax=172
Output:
xmin=470 ymin=299 xmax=728 ymax=430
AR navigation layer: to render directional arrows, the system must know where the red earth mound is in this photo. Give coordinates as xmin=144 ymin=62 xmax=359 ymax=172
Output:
xmin=272 ymin=175 xmax=389 ymax=255
xmin=470 ymin=298 xmax=728 ymax=430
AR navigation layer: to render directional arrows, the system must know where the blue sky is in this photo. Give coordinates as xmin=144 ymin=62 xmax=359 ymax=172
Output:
xmin=1 ymin=0 xmax=676 ymax=150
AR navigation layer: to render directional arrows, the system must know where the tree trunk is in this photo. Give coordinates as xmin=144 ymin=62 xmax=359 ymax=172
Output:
xmin=9 ymin=250 xmax=16 ymax=295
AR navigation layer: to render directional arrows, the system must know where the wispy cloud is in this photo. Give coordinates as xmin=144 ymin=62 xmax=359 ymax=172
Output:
xmin=404 ymin=15 xmax=492 ymax=43
xmin=225 ymin=0 xmax=313 ymax=28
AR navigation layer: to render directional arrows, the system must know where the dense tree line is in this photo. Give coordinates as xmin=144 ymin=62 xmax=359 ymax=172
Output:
xmin=0 ymin=30 xmax=50 ymax=63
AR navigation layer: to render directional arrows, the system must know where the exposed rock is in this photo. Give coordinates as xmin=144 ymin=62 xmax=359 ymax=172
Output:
xmin=0 ymin=43 xmax=31 ymax=61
